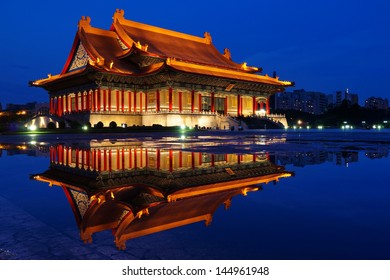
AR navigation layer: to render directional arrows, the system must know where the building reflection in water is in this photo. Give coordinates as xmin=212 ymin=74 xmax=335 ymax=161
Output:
xmin=32 ymin=140 xmax=293 ymax=250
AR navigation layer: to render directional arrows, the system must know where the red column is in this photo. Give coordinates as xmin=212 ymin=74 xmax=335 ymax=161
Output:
xmin=54 ymin=98 xmax=57 ymax=116
xmin=128 ymin=91 xmax=132 ymax=112
xmin=224 ymin=97 xmax=228 ymax=115
xmin=122 ymin=148 xmax=125 ymax=170
xmin=65 ymin=147 xmax=69 ymax=166
xmin=97 ymin=149 xmax=102 ymax=172
xmin=75 ymin=93 xmax=79 ymax=112
xmin=211 ymin=154 xmax=215 ymax=167
xmin=121 ymin=89 xmax=125 ymax=112
xmin=266 ymin=98 xmax=270 ymax=115
xmin=237 ymin=95 xmax=240 ymax=116
xmin=156 ymin=149 xmax=160 ymax=170
xmin=58 ymin=96 xmax=62 ymax=116
xmin=252 ymin=96 xmax=256 ymax=115
xmin=117 ymin=149 xmax=120 ymax=170
xmin=107 ymin=87 xmax=111 ymax=111
xmin=140 ymin=92 xmax=143 ymax=113
xmin=116 ymin=90 xmax=120 ymax=112
xmin=86 ymin=150 xmax=90 ymax=170
xmin=156 ymin=90 xmax=160 ymax=112
xmin=81 ymin=93 xmax=85 ymax=111
xmin=191 ymin=90 xmax=195 ymax=113
xmin=199 ymin=152 xmax=202 ymax=165
xmin=211 ymin=92 xmax=215 ymax=113
xmin=65 ymin=95 xmax=69 ymax=113
xmin=86 ymin=91 xmax=90 ymax=111
xmin=108 ymin=150 xmax=112 ymax=172
xmin=260 ymin=101 xmax=264 ymax=110
xmin=169 ymin=149 xmax=173 ymax=172
xmin=129 ymin=149 xmax=132 ymax=169
xmin=58 ymin=145 xmax=63 ymax=165
xmin=191 ymin=152 xmax=195 ymax=169
xmin=75 ymin=149 xmax=79 ymax=168
xmin=240 ymin=96 xmax=243 ymax=116
xmin=179 ymin=92 xmax=182 ymax=112
xmin=133 ymin=91 xmax=137 ymax=112
xmin=179 ymin=151 xmax=182 ymax=168
xmin=145 ymin=149 xmax=148 ymax=168
xmin=92 ymin=90 xmax=95 ymax=111
xmin=134 ymin=149 xmax=137 ymax=169
xmin=145 ymin=92 xmax=148 ymax=112
xmin=168 ymin=87 xmax=173 ymax=111
xmin=81 ymin=150 xmax=85 ymax=169
xmin=97 ymin=88 xmax=101 ymax=111
xmin=92 ymin=149 xmax=97 ymax=171
xmin=140 ymin=148 xmax=143 ymax=167
xmin=101 ymin=90 xmax=105 ymax=111
xmin=198 ymin=94 xmax=202 ymax=112
xmin=103 ymin=149 xmax=107 ymax=171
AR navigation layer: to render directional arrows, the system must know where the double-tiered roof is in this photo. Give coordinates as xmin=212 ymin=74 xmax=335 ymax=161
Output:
xmin=31 ymin=9 xmax=292 ymax=92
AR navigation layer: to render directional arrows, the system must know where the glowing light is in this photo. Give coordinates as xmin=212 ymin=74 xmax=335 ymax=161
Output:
xmin=317 ymin=125 xmax=323 ymax=130
xmin=30 ymin=141 xmax=37 ymax=145
xmin=180 ymin=125 xmax=186 ymax=130
xmin=82 ymin=125 xmax=88 ymax=131
xmin=297 ymin=120 xmax=302 ymax=125
xmin=180 ymin=134 xmax=186 ymax=140
xmin=28 ymin=124 xmax=37 ymax=131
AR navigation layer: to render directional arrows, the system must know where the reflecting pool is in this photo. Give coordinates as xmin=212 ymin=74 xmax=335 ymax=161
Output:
xmin=0 ymin=130 xmax=389 ymax=259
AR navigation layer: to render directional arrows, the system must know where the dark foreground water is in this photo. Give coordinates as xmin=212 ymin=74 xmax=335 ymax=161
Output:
xmin=0 ymin=129 xmax=389 ymax=260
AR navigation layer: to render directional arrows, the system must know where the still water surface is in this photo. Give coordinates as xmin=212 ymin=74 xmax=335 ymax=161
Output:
xmin=0 ymin=130 xmax=389 ymax=260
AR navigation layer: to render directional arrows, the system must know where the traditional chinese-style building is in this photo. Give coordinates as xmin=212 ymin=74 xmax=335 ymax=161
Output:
xmin=30 ymin=9 xmax=293 ymax=129
xmin=32 ymin=140 xmax=293 ymax=249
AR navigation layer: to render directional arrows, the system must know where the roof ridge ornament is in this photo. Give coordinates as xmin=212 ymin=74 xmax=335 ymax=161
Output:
xmin=204 ymin=32 xmax=212 ymax=44
xmin=223 ymin=48 xmax=232 ymax=60
xmin=78 ymin=16 xmax=91 ymax=30
xmin=113 ymin=9 xmax=125 ymax=22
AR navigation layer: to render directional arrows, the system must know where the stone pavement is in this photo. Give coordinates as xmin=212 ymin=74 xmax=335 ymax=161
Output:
xmin=0 ymin=195 xmax=228 ymax=260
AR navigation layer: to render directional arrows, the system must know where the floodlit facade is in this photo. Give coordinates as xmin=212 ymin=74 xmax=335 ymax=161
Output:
xmin=31 ymin=9 xmax=293 ymax=129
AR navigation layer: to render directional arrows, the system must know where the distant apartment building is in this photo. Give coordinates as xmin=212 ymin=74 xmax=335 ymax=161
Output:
xmin=335 ymin=91 xmax=343 ymax=106
xmin=335 ymin=89 xmax=358 ymax=107
xmin=4 ymin=102 xmax=49 ymax=115
xmin=274 ymin=89 xmax=328 ymax=115
xmin=364 ymin=97 xmax=389 ymax=110
xmin=347 ymin=93 xmax=359 ymax=106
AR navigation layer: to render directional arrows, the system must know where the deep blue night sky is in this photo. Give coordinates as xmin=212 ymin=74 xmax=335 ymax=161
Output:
xmin=1 ymin=0 xmax=389 ymax=106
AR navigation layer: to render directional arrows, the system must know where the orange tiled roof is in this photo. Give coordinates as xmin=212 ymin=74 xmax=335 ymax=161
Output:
xmin=31 ymin=9 xmax=293 ymax=89
xmin=112 ymin=9 xmax=258 ymax=73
